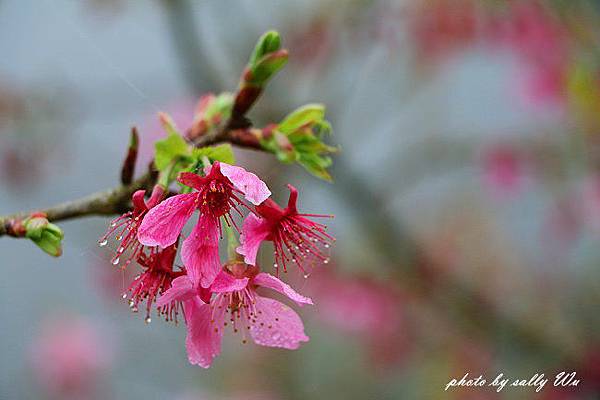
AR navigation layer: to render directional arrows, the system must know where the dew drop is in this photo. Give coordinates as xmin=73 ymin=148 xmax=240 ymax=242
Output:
xmin=145 ymin=317 xmax=152 ymax=324
xmin=273 ymin=263 xmax=278 ymax=269
xmin=117 ymin=247 xmax=125 ymax=254
xmin=98 ymin=239 xmax=108 ymax=247
xmin=324 ymin=244 xmax=330 ymax=249
xmin=110 ymin=222 xmax=117 ymax=227
xmin=324 ymin=258 xmax=330 ymax=264
xmin=129 ymin=299 xmax=135 ymax=308
xmin=121 ymin=293 xmax=127 ymax=299
xmin=112 ymin=257 xmax=120 ymax=265
xmin=303 ymin=273 xmax=310 ymax=279
xmin=305 ymin=249 xmax=310 ymax=254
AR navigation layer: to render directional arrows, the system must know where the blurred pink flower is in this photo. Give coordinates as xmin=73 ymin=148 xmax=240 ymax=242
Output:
xmin=311 ymin=268 xmax=408 ymax=367
xmin=157 ymin=263 xmax=312 ymax=368
xmin=30 ymin=316 xmax=112 ymax=399
xmin=408 ymin=0 xmax=478 ymax=64
xmin=490 ymin=1 xmax=569 ymax=106
xmin=479 ymin=145 xmax=525 ymax=196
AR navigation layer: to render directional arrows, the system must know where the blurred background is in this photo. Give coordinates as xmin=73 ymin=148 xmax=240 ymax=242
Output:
xmin=2 ymin=0 xmax=600 ymax=399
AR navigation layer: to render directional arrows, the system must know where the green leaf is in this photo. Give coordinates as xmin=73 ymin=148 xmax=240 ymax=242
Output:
xmin=154 ymin=132 xmax=191 ymax=172
xmin=192 ymin=143 xmax=236 ymax=165
xmin=249 ymin=30 xmax=281 ymax=67
xmin=261 ymin=103 xmax=337 ymax=182
xmin=278 ymin=104 xmax=325 ymax=134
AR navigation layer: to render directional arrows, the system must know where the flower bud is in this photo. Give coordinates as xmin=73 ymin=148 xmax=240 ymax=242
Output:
xmin=23 ymin=213 xmax=64 ymax=257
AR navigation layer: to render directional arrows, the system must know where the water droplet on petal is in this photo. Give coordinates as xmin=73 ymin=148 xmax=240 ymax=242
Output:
xmin=273 ymin=263 xmax=278 ymax=269
xmin=303 ymin=273 xmax=310 ymax=279
xmin=324 ymin=258 xmax=330 ymax=264
xmin=324 ymin=244 xmax=330 ymax=249
xmin=145 ymin=317 xmax=152 ymax=324
xmin=112 ymin=257 xmax=120 ymax=265
xmin=110 ymin=222 xmax=117 ymax=227
xmin=121 ymin=293 xmax=127 ymax=299
xmin=98 ymin=239 xmax=108 ymax=247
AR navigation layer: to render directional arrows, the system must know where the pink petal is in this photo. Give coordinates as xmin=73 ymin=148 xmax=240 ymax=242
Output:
xmin=182 ymin=214 xmax=221 ymax=288
xmin=253 ymin=273 xmax=313 ymax=306
xmin=219 ymin=162 xmax=271 ymax=205
xmin=156 ymin=276 xmax=196 ymax=307
xmin=178 ymin=172 xmax=205 ymax=191
xmin=250 ymin=297 xmax=309 ymax=350
xmin=131 ymin=190 xmax=147 ymax=212
xmin=137 ymin=193 xmax=197 ymax=248
xmin=236 ymin=213 xmax=271 ymax=265
xmin=183 ymin=298 xmax=222 ymax=368
xmin=211 ymin=271 xmax=249 ymax=293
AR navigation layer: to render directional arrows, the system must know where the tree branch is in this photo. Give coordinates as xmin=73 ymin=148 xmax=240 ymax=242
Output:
xmin=0 ymin=128 xmax=261 ymax=238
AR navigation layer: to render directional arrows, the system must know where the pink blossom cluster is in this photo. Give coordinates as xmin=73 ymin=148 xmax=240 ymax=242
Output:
xmin=100 ymin=161 xmax=333 ymax=367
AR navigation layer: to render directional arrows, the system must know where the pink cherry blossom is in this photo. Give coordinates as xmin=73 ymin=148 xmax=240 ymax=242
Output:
xmin=157 ymin=263 xmax=312 ymax=368
xmin=99 ymin=186 xmax=164 ymax=268
xmin=138 ymin=161 xmax=271 ymax=288
xmin=237 ymin=184 xmax=334 ymax=275
xmin=126 ymin=241 xmax=186 ymax=323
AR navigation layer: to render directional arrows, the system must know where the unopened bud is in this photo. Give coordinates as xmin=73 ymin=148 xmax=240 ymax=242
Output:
xmin=23 ymin=213 xmax=64 ymax=257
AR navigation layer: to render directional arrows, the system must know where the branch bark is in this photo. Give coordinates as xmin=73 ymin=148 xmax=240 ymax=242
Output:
xmin=0 ymin=128 xmax=261 ymax=238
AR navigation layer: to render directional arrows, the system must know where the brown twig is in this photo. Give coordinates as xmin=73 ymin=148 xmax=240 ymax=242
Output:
xmin=0 ymin=128 xmax=261 ymax=238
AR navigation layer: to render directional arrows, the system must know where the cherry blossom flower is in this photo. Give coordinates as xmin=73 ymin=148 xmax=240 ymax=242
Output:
xmin=237 ymin=184 xmax=334 ymax=275
xmin=157 ymin=262 xmax=312 ymax=368
xmin=126 ymin=242 xmax=185 ymax=323
xmin=99 ymin=186 xmax=164 ymax=268
xmin=138 ymin=161 xmax=271 ymax=288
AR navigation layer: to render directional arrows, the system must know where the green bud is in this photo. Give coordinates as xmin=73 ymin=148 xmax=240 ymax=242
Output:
xmin=249 ymin=30 xmax=281 ymax=67
xmin=247 ymin=50 xmax=289 ymax=87
xmin=23 ymin=214 xmax=64 ymax=257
